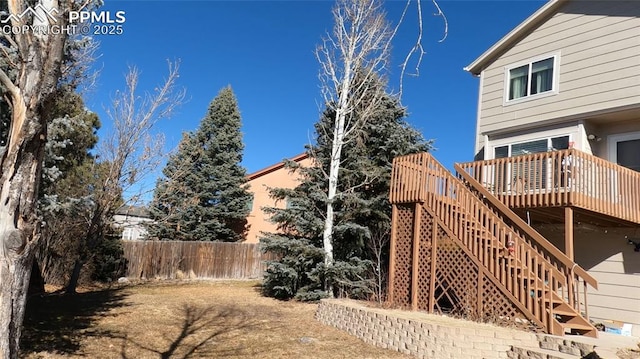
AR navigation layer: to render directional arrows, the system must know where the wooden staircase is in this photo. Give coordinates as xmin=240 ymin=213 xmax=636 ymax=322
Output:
xmin=388 ymin=152 xmax=598 ymax=337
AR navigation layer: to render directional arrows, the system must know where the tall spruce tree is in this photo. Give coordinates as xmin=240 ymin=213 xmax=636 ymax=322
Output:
xmin=149 ymin=86 xmax=252 ymax=241
xmin=262 ymin=88 xmax=431 ymax=300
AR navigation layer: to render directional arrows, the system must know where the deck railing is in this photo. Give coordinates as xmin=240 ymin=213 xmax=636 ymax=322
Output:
xmin=457 ymin=149 xmax=640 ymax=224
xmin=389 ymin=152 xmax=598 ymax=335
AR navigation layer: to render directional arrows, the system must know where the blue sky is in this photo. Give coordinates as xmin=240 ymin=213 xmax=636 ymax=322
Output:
xmin=85 ymin=0 xmax=545 ymax=197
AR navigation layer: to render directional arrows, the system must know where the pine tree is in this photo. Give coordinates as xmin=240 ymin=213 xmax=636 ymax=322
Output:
xmin=36 ymin=91 xmax=128 ymax=286
xmin=149 ymin=86 xmax=252 ymax=241
xmin=262 ymin=88 xmax=431 ymax=300
xmin=148 ymin=132 xmax=200 ymax=240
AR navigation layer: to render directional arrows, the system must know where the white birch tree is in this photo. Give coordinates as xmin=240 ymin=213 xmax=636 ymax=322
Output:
xmin=316 ymin=0 xmax=392 ymax=270
xmin=316 ymin=0 xmax=443 ymax=291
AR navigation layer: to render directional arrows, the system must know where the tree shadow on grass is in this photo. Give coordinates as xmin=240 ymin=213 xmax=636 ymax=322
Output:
xmin=21 ymin=288 xmax=128 ymax=355
xmin=120 ymin=303 xmax=273 ymax=358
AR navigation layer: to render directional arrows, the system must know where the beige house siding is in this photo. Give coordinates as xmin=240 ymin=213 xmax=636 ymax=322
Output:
xmin=245 ymin=155 xmax=312 ymax=244
xmin=537 ymin=226 xmax=640 ymax=336
xmin=475 ymin=0 xmax=640 ymax=153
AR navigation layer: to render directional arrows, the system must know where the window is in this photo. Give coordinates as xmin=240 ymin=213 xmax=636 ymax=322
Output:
xmin=494 ymin=135 xmax=569 ymax=158
xmin=492 ymin=135 xmax=570 ymax=191
xmin=507 ymin=56 xmax=556 ymax=101
xmin=122 ymin=227 xmax=134 ymax=240
xmin=246 ymin=195 xmax=254 ymax=212
xmin=609 ymin=132 xmax=640 ymax=172
xmin=285 ymin=196 xmax=294 ymax=209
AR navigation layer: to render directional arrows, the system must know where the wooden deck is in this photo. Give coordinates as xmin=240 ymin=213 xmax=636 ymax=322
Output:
xmin=457 ymin=149 xmax=640 ymax=225
xmin=388 ymin=152 xmax=600 ymax=337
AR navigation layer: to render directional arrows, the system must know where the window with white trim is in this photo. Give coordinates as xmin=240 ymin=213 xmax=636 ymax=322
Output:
xmin=494 ymin=135 xmax=569 ymax=158
xmin=507 ymin=56 xmax=556 ymax=101
xmin=246 ymin=194 xmax=254 ymax=212
xmin=609 ymin=132 xmax=640 ymax=172
xmin=122 ymin=227 xmax=134 ymax=240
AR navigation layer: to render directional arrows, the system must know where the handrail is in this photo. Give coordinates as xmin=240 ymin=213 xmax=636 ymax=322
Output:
xmin=455 ymin=163 xmax=598 ymax=289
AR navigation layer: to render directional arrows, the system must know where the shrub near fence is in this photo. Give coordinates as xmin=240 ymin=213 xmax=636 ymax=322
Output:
xmin=122 ymin=240 xmax=274 ymax=280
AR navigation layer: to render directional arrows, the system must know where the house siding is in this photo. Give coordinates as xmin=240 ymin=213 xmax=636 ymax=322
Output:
xmin=245 ymin=156 xmax=312 ymax=244
xmin=591 ymin=120 xmax=640 ymax=160
xmin=537 ymin=226 xmax=640 ymax=336
xmin=476 ymin=0 xmax=640 ymax=152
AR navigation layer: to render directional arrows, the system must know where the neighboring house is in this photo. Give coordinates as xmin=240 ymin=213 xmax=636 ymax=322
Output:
xmin=464 ymin=0 xmax=640 ymax=335
xmin=113 ymin=206 xmax=153 ymax=240
xmin=387 ymin=0 xmax=639 ymax=338
xmin=245 ymin=153 xmax=312 ymax=244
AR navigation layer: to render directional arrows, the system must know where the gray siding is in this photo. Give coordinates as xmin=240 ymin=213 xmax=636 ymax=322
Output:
xmin=537 ymin=226 xmax=640 ymax=336
xmin=477 ymin=1 xmax=640 ymax=145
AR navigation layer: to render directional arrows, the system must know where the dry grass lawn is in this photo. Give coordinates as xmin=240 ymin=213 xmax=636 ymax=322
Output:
xmin=21 ymin=280 xmax=410 ymax=358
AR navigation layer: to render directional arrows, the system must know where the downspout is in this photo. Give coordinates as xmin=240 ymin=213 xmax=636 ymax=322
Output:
xmin=474 ymin=71 xmax=486 ymax=160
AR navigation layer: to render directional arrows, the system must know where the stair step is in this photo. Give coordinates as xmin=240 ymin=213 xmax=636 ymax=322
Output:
xmin=559 ymin=322 xmax=598 ymax=337
xmin=509 ymin=345 xmax=586 ymax=359
xmin=548 ymin=307 xmax=576 ymax=316
xmin=561 ymin=322 xmax=594 ymax=331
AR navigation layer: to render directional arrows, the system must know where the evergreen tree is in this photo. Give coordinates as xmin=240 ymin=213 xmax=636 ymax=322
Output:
xmin=148 ymin=132 xmax=200 ymax=240
xmin=262 ymin=88 xmax=431 ymax=300
xmin=149 ymin=86 xmax=252 ymax=241
xmin=37 ymin=91 xmax=127 ymax=286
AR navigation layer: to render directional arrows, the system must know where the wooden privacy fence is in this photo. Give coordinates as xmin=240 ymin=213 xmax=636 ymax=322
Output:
xmin=122 ymin=240 xmax=276 ymax=279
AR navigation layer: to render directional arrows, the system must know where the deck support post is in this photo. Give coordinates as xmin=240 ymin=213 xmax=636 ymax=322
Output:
xmin=388 ymin=204 xmax=398 ymax=304
xmin=564 ymin=207 xmax=574 ymax=261
xmin=428 ymin=217 xmax=438 ymax=314
xmin=411 ymin=203 xmax=422 ymax=310
xmin=565 ymin=206 xmax=576 ymax=307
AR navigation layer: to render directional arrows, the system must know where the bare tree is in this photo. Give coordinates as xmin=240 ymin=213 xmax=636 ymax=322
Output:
xmin=367 ymin=225 xmax=390 ymax=304
xmin=0 ymin=0 xmax=96 ymax=356
xmin=65 ymin=62 xmax=185 ymax=293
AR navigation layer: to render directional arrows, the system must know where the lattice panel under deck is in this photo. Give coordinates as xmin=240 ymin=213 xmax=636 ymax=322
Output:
xmin=392 ymin=204 xmax=414 ymax=307
xmin=416 ymin=210 xmax=434 ymax=310
xmin=480 ymin=279 xmax=537 ymax=330
xmin=433 ymin=228 xmax=479 ymax=318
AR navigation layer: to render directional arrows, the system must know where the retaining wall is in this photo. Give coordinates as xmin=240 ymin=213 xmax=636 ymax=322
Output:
xmin=316 ymin=299 xmax=540 ymax=359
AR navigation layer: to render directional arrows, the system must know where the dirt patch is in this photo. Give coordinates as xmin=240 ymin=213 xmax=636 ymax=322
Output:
xmin=617 ymin=346 xmax=640 ymax=359
xmin=21 ymin=280 xmax=410 ymax=358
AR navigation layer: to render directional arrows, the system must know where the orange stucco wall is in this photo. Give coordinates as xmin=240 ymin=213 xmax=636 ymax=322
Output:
xmin=244 ymin=156 xmax=312 ymax=243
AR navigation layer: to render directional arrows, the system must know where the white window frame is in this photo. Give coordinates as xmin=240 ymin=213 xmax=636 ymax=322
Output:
xmin=493 ymin=134 xmax=572 ymax=158
xmin=122 ymin=227 xmax=134 ymax=240
xmin=490 ymin=134 xmax=572 ymax=193
xmin=503 ymin=52 xmax=560 ymax=105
